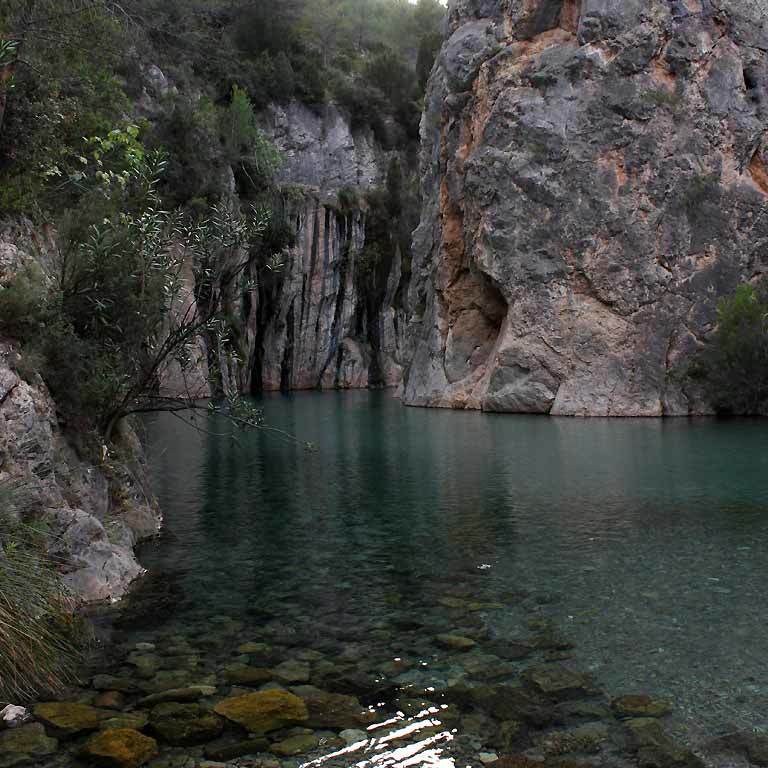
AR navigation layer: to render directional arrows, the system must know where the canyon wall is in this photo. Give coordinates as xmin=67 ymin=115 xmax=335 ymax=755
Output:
xmin=402 ymin=0 xmax=768 ymax=415
xmin=0 ymin=222 xmax=161 ymax=602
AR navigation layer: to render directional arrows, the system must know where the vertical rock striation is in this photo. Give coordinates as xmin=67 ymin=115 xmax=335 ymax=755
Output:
xmin=403 ymin=0 xmax=768 ymax=415
xmin=254 ymin=193 xmax=407 ymax=392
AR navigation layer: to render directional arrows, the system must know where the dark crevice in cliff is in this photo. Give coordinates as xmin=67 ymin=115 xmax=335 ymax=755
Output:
xmin=280 ymin=298 xmax=296 ymax=392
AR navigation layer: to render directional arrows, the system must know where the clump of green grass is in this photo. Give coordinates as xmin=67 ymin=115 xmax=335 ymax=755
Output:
xmin=0 ymin=486 xmax=85 ymax=703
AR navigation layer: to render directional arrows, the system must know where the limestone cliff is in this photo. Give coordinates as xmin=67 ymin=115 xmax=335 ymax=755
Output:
xmin=162 ymin=101 xmax=410 ymax=397
xmin=403 ymin=0 xmax=768 ymax=416
xmin=0 ymin=221 xmax=160 ymax=603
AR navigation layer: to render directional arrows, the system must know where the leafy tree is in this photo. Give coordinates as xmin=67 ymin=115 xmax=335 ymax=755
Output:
xmin=697 ymin=283 xmax=768 ymax=414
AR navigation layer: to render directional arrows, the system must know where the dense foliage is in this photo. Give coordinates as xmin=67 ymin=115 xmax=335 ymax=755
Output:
xmin=696 ymin=283 xmax=768 ymax=415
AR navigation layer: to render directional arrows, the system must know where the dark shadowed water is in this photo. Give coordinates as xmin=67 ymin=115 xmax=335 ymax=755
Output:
xmin=89 ymin=391 xmax=768 ymax=766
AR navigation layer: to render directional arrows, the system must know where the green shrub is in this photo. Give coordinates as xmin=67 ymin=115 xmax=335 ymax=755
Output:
xmin=0 ymin=264 xmax=49 ymax=342
xmin=697 ymin=283 xmax=768 ymax=414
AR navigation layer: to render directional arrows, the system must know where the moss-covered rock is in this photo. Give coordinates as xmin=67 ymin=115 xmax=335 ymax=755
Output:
xmin=149 ymin=703 xmax=223 ymax=746
xmin=34 ymin=702 xmax=112 ymax=735
xmin=81 ymin=728 xmax=158 ymax=768
xmin=213 ymin=690 xmax=308 ymax=733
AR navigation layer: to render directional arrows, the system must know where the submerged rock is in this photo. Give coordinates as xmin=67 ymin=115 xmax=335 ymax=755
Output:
xmin=81 ymin=728 xmax=158 ymax=768
xmin=435 ymin=634 xmax=477 ymax=651
xmin=270 ymin=732 xmax=320 ymax=756
xmin=270 ymin=660 xmax=311 ymax=684
xmin=523 ymin=665 xmax=592 ymax=700
xmin=99 ymin=713 xmax=149 ymax=732
xmin=33 ymin=702 xmax=112 ymax=736
xmin=624 ymin=718 xmax=704 ymax=768
xmin=612 ymin=695 xmax=672 ymax=719
xmin=223 ymin=664 xmax=273 ymax=686
xmin=149 ymin=703 xmax=223 ymax=746
xmin=203 ymin=738 xmax=270 ymax=761
xmin=707 ymin=732 xmax=768 ymax=767
xmin=213 ymin=691 xmax=308 ymax=734
xmin=290 ymin=685 xmax=373 ymax=729
xmin=0 ymin=723 xmax=57 ymax=765
xmin=136 ymin=686 xmax=217 ymax=707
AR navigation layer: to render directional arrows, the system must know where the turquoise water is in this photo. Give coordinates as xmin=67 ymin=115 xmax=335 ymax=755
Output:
xmin=88 ymin=391 xmax=768 ymax=765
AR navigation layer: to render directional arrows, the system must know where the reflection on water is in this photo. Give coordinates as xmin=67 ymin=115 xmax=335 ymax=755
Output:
xmin=81 ymin=391 xmax=768 ymax=766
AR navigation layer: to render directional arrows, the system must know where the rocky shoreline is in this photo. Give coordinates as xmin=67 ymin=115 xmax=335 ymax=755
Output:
xmin=1 ymin=584 xmax=761 ymax=768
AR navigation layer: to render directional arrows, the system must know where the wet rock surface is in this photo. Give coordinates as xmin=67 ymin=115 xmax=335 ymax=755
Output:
xmin=403 ymin=0 xmax=768 ymax=416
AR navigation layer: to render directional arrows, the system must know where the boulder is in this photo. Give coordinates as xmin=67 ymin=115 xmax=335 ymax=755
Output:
xmin=290 ymin=685 xmax=374 ymax=729
xmin=81 ymin=728 xmax=158 ymax=768
xmin=612 ymin=695 xmax=672 ymax=719
xmin=213 ymin=691 xmax=308 ymax=734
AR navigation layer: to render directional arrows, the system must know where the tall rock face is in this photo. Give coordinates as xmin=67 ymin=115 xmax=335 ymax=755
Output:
xmin=254 ymin=194 xmax=406 ymax=391
xmin=403 ymin=0 xmax=768 ymax=416
xmin=248 ymin=103 xmax=406 ymax=392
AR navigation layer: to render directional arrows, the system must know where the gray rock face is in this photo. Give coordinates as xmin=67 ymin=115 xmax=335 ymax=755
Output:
xmin=261 ymin=101 xmax=384 ymax=192
xmin=402 ymin=0 xmax=768 ymax=415
xmin=0 ymin=222 xmax=160 ymax=603
xmin=255 ymin=193 xmax=407 ymax=392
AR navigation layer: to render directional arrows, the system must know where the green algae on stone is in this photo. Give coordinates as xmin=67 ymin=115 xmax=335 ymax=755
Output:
xmin=81 ymin=728 xmax=158 ymax=768
xmin=149 ymin=703 xmax=223 ymax=746
xmin=213 ymin=690 xmax=308 ymax=733
xmin=611 ymin=695 xmax=672 ymax=719
xmin=0 ymin=723 xmax=57 ymax=766
xmin=270 ymin=732 xmax=320 ymax=756
xmin=34 ymin=702 xmax=112 ymax=735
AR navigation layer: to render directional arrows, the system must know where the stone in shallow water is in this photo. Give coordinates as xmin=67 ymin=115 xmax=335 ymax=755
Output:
xmin=290 ymin=685 xmax=373 ymax=729
xmin=612 ymin=695 xmax=672 ymax=719
xmin=92 ymin=676 xmax=140 ymax=693
xmin=237 ymin=642 xmax=271 ymax=655
xmin=223 ymin=664 xmax=274 ymax=686
xmin=270 ymin=733 xmax=320 ymax=756
xmin=94 ymin=692 xmax=126 ymax=710
xmin=707 ymin=732 xmax=768 ymax=767
xmin=522 ymin=665 xmax=591 ymax=700
xmin=137 ymin=686 xmax=217 ymax=707
xmin=81 ymin=728 xmax=158 ymax=768
xmin=0 ymin=723 xmax=57 ymax=764
xmin=33 ymin=702 xmax=112 ymax=736
xmin=270 ymin=660 xmax=311 ymax=684
xmin=0 ymin=706 xmax=28 ymax=729
xmin=203 ymin=737 xmax=270 ymax=761
xmin=624 ymin=718 xmax=704 ymax=768
xmin=213 ymin=691 xmax=308 ymax=734
xmin=539 ymin=723 xmax=609 ymax=756
xmin=149 ymin=703 xmax=224 ymax=746
xmin=435 ymin=634 xmax=476 ymax=651
xmin=339 ymin=728 xmax=367 ymax=746
xmin=100 ymin=713 xmax=149 ymax=732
